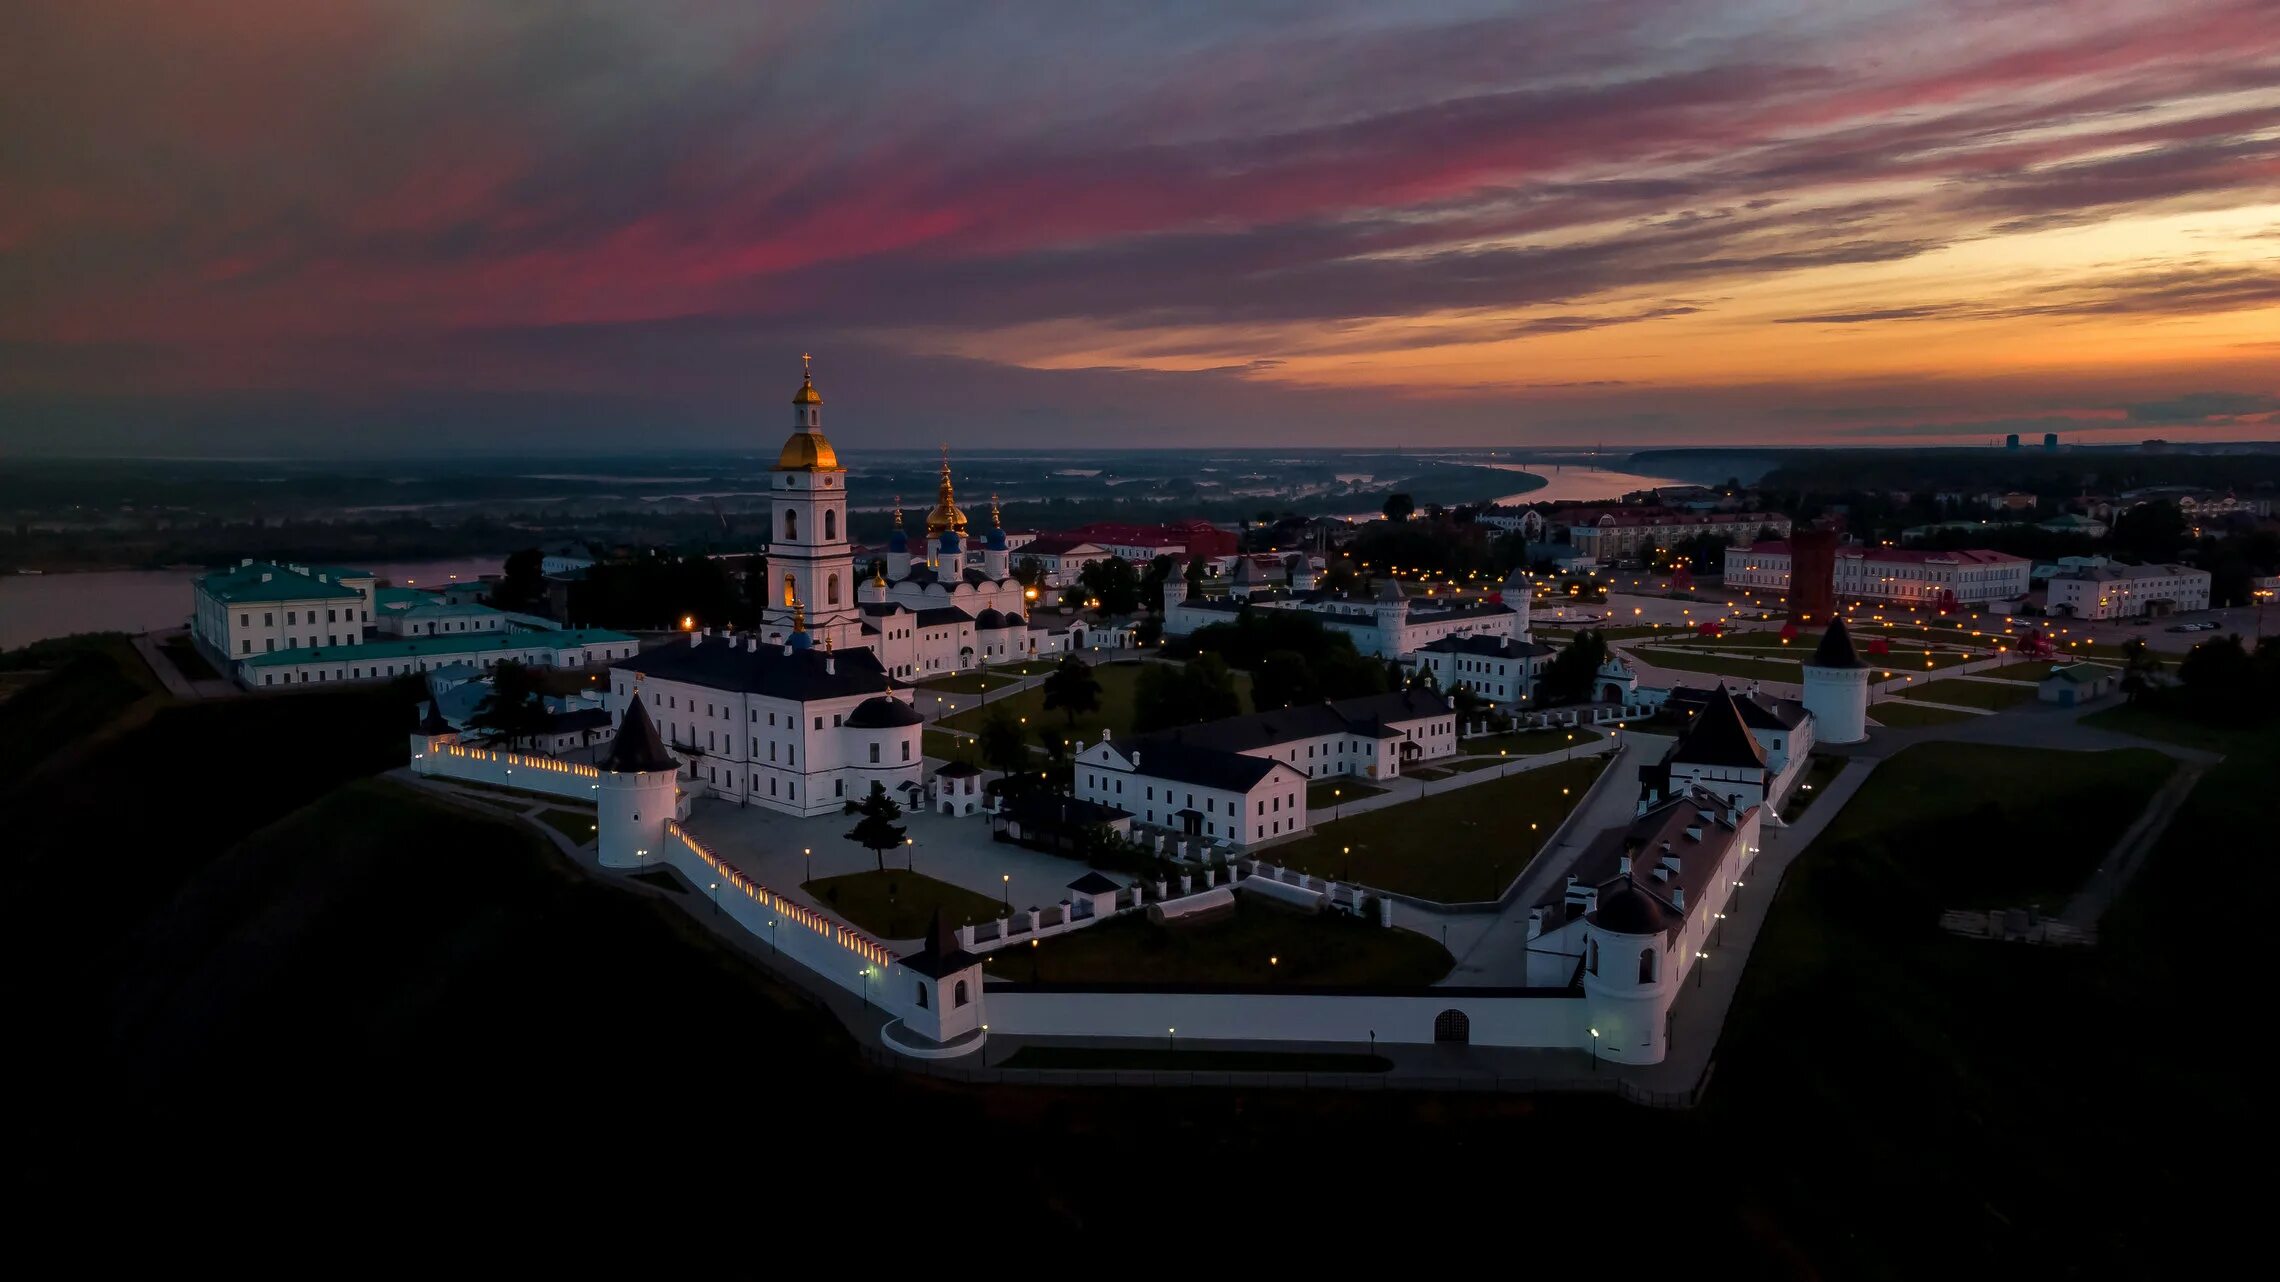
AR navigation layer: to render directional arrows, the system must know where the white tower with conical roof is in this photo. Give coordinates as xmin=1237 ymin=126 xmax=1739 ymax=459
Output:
xmin=1801 ymin=618 xmax=1870 ymax=744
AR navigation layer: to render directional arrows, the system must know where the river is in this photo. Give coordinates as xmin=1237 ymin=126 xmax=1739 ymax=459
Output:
xmin=1483 ymin=462 xmax=1689 ymax=505
xmin=0 ymin=556 xmax=508 ymax=652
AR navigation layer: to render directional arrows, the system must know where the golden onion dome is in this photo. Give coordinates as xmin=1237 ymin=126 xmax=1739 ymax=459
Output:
xmin=923 ymin=454 xmax=967 ymax=533
xmin=792 ymin=373 xmax=822 ymax=406
xmin=776 ymin=430 xmax=839 ymax=471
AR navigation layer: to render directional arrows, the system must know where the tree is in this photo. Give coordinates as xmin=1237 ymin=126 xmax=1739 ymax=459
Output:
xmin=2112 ymin=502 xmax=2188 ymax=563
xmin=467 ymin=660 xmax=550 ymax=748
xmin=1252 ymin=649 xmax=1321 ymax=710
xmin=1077 ymin=556 xmax=1142 ymax=616
xmin=1141 ymin=553 xmax=1180 ymax=613
xmin=1182 ymin=653 xmax=1243 ymax=723
xmin=1383 ymin=492 xmax=1416 ymax=523
xmin=1537 ymin=630 xmax=1611 ymax=706
xmin=2119 ymin=637 xmax=2164 ymax=703
xmin=494 ymin=547 xmax=545 ymax=611
xmin=1185 ymin=556 xmax=1208 ymax=598
xmin=1033 ymin=725 xmax=1074 ymax=794
xmin=1041 ymin=654 xmax=1102 ymax=729
xmin=1013 ymin=555 xmax=1044 ymax=587
xmin=842 ymin=781 xmax=908 ymax=873
xmin=977 ymin=709 xmax=1031 ymax=793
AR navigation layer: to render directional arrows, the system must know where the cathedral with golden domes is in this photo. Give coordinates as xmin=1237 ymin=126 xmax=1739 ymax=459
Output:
xmin=758 ymin=359 xmax=1084 ymax=678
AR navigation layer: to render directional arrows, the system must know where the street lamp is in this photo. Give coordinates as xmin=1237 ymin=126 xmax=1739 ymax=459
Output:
xmin=1589 ymin=1026 xmax=1600 ymax=1070
xmin=803 ymin=847 xmax=812 ymax=885
xmin=1001 ymin=872 xmax=1011 ymax=911
xmin=709 ymin=881 xmax=719 ymax=915
xmin=1167 ymin=1026 xmax=1176 ymax=1054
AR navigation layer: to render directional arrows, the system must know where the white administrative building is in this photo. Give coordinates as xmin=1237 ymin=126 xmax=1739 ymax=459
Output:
xmin=1724 ymin=540 xmax=2031 ymax=605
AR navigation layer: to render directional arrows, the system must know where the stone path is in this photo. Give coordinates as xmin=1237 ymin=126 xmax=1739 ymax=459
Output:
xmin=2062 ymin=760 xmax=2205 ymax=929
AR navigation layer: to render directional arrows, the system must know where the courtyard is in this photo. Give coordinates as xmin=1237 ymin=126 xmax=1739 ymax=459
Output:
xmin=935 ymin=658 xmax=1254 ymax=746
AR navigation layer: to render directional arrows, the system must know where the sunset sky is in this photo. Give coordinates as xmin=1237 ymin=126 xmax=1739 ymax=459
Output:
xmin=3 ymin=0 xmax=2277 ymax=455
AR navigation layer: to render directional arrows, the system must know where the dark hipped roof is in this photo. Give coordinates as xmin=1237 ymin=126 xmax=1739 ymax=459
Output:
xmin=608 ymin=637 xmax=891 ymax=702
xmin=1417 ymin=633 xmax=1556 ymax=659
xmin=417 ymin=700 xmax=454 ymax=735
xmin=540 ymin=706 xmax=612 ymax=733
xmin=1809 ymin=617 xmax=1869 ymax=670
xmin=1146 ymin=688 xmax=1451 ymax=756
xmin=915 ymin=606 xmax=973 ymax=627
xmin=936 ymin=761 xmax=981 ymax=777
xmin=900 ymin=909 xmax=981 ymax=979
xmin=603 ymin=694 xmax=680 ymax=773
xmin=1588 ymin=876 xmax=1669 ymax=935
xmin=1067 ymin=871 xmax=1122 ymax=895
xmin=1667 ymin=686 xmax=1769 ymax=771
xmin=846 ymin=695 xmax=924 ymax=728
xmin=1118 ymin=740 xmax=1287 ymax=792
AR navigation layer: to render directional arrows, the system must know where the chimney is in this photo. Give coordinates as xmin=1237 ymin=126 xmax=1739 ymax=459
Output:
xmin=240 ymin=557 xmax=252 ymax=567
xmin=1618 ymin=854 xmax=1631 ymax=875
xmin=747 ymin=637 xmax=758 ymax=653
xmin=1672 ymin=886 xmax=1685 ymax=911
xmin=1131 ymin=750 xmax=1141 ymax=768
xmin=1102 ymin=728 xmax=1111 ymax=741
xmin=1526 ymin=908 xmax=1544 ymax=941
xmin=261 ymin=572 xmax=272 ymax=582
xmin=1685 ymin=825 xmax=1703 ymax=841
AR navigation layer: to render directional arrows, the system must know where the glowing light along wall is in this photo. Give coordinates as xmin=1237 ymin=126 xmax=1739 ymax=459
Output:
xmin=665 ymin=822 xmax=893 ymax=971
xmin=411 ymin=736 xmax=602 ymax=799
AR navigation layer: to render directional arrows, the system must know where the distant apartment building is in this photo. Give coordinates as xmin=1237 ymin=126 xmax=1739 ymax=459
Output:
xmin=1724 ymin=542 xmax=2031 ymax=605
xmin=2045 ymin=560 xmax=2212 ymax=619
xmin=1565 ymin=508 xmax=1790 ymax=565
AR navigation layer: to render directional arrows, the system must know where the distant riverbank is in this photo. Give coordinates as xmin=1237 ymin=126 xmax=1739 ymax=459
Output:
xmin=0 ymin=556 xmax=506 ymax=652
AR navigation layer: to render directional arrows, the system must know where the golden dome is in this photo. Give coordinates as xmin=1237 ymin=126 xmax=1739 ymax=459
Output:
xmin=776 ymin=430 xmax=839 ymax=471
xmin=792 ymin=373 xmax=822 ymax=406
xmin=924 ymin=452 xmax=967 ymax=534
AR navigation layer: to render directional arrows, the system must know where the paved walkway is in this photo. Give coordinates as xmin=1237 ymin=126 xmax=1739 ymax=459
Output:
xmin=130 ymin=628 xmax=238 ymax=699
xmin=2063 ymin=759 xmax=2205 ymax=929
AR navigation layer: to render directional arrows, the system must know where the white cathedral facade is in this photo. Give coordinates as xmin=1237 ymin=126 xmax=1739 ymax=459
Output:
xmin=750 ymin=359 xmax=1084 ymax=679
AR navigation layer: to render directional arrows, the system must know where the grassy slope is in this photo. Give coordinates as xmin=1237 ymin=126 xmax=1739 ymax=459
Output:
xmin=986 ymin=898 xmax=1453 ymax=987
xmin=1703 ymin=741 xmax=2193 ymax=1277
xmin=805 ymin=868 xmax=1009 ymax=938
xmin=1271 ymin=756 xmax=1607 ymax=902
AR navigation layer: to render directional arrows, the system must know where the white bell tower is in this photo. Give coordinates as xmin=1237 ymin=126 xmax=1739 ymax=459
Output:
xmin=767 ymin=354 xmax=856 ymax=634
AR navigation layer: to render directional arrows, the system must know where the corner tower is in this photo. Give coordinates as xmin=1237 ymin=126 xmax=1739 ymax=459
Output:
xmin=1801 ymin=617 xmax=1870 ymax=743
xmin=768 ymin=355 xmax=856 ymax=635
xmin=598 ymin=693 xmax=682 ymax=869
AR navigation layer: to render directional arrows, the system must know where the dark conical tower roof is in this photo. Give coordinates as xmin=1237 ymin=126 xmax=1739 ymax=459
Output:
xmin=1671 ymin=685 xmax=1768 ymax=770
xmin=1809 ymin=617 xmax=1868 ymax=670
xmin=418 ymin=700 xmax=453 ymax=736
xmin=603 ymin=694 xmax=680 ymax=774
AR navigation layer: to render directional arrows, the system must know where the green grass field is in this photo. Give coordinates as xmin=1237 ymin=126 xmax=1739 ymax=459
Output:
xmin=921 ymin=727 xmax=975 ymax=764
xmin=1627 ymin=647 xmax=1809 ymax=684
xmin=1705 ymin=740 xmax=2199 ymax=1272
xmin=1866 ymin=700 xmax=1980 ymax=728
xmin=1779 ymin=754 xmax=1849 ymax=822
xmin=1459 ymin=727 xmax=1601 ymax=757
xmin=984 ymin=898 xmax=1452 ymax=987
xmin=1270 ymin=756 xmax=1607 ymax=902
xmin=534 ymin=807 xmax=599 ymax=845
xmin=1894 ymin=677 xmax=2038 ymax=710
xmin=804 ymin=868 xmax=1009 ymax=938
xmin=1307 ymin=779 xmax=1385 ymax=808
xmin=938 ymin=660 xmax=1250 ymax=745
xmin=913 ymin=665 xmax=1043 ymax=695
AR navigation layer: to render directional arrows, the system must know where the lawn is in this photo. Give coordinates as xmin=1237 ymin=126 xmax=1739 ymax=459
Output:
xmin=1977 ymin=660 xmax=2091 ymax=683
xmin=1778 ymin=753 xmax=1848 ymax=822
xmin=938 ymin=659 xmax=1250 ymax=746
xmin=921 ymin=727 xmax=975 ymax=764
xmin=805 ymin=868 xmax=1010 ymax=939
xmin=1534 ymin=625 xmax=1671 ymax=643
xmin=998 ymin=1045 xmax=1392 ymax=1072
xmin=1307 ymin=779 xmax=1385 ymax=809
xmin=436 ymin=775 xmax=599 ymax=808
xmin=1403 ymin=765 xmax=1453 ymax=781
xmin=534 ymin=807 xmax=599 ymax=845
xmin=1893 ymin=677 xmax=2037 ymax=710
xmin=1459 ymin=727 xmax=1601 ymax=757
xmin=1867 ymin=701 xmax=1979 ymax=728
xmin=1705 ymin=740 xmax=2199 ymax=1273
xmin=1627 ymin=647 xmax=1809 ymax=685
xmin=983 ymin=898 xmax=1453 ymax=986
xmin=913 ymin=666 xmax=1039 ymax=695
xmin=1269 ymin=756 xmax=1608 ymax=903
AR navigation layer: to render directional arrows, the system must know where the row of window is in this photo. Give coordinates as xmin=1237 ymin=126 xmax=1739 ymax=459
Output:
xmin=242 ymin=632 xmax=350 ymax=653
xmin=237 ymin=607 xmax=368 ymax=629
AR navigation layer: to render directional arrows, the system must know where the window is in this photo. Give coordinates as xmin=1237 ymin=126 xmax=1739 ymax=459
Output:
xmin=241 ymin=641 xmax=251 ymax=654
xmin=869 ymin=743 xmax=880 ymax=764
xmin=828 ymin=573 xmax=841 ymax=606
xmin=835 ymin=779 xmax=845 ymax=797
xmin=784 ymin=509 xmax=798 ymax=541
xmin=833 ymin=714 xmax=843 ymax=727
xmin=326 ymin=609 xmax=336 ymax=623
xmin=813 ymin=716 xmax=823 ymax=731
xmin=1638 ymin=948 xmax=1658 ymax=983
xmin=915 ymin=983 xmax=928 ymax=1009
xmin=1588 ymin=938 xmax=1600 ymax=975
xmin=900 ymin=739 xmax=911 ymax=762
xmin=239 ymin=613 xmax=248 ymax=627
xmin=825 ymin=509 xmax=837 ymax=540
xmin=953 ymin=980 xmax=969 ymax=1007
xmin=287 ymin=611 xmax=296 ymax=625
